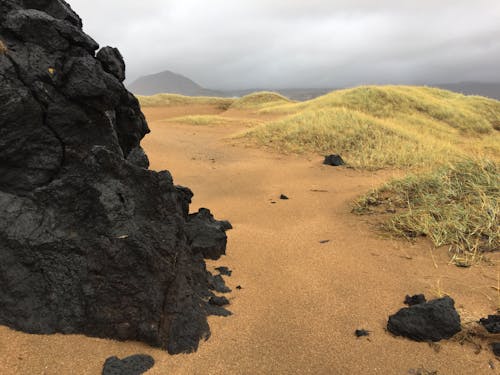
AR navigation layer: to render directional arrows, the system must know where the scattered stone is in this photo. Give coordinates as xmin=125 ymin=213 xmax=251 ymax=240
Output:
xmin=492 ymin=343 xmax=500 ymax=357
xmin=236 ymin=285 xmax=243 ymax=290
xmin=404 ymin=294 xmax=427 ymax=306
xmin=271 ymin=201 xmax=277 ymax=204
xmin=280 ymin=194 xmax=289 ymax=200
xmin=488 ymin=359 xmax=495 ymax=370
xmin=319 ymin=240 xmax=330 ymax=244
xmin=215 ymin=266 xmax=232 ymax=276
xmin=102 ymin=355 xmax=154 ymax=375
xmin=209 ymin=275 xmax=232 ymax=294
xmin=479 ymin=315 xmax=500 ymax=334
xmin=387 ymin=296 xmax=461 ymax=342
xmin=209 ymin=296 xmax=230 ymax=307
xmin=0 ymin=1 xmax=230 ymax=355
xmin=355 ymin=329 xmax=370 ymax=337
xmin=323 ymin=154 xmax=345 ymax=166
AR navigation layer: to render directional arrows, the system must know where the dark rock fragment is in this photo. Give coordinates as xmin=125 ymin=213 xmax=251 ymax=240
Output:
xmin=236 ymin=285 xmax=242 ymax=290
xmin=355 ymin=329 xmax=370 ymax=337
xmin=323 ymin=154 xmax=345 ymax=166
xmin=280 ymin=194 xmax=289 ymax=200
xmin=215 ymin=266 xmax=232 ymax=276
xmin=102 ymin=354 xmax=154 ymax=375
xmin=97 ymin=46 xmax=126 ymax=82
xmin=209 ymin=296 xmax=230 ymax=307
xmin=387 ymin=296 xmax=461 ymax=341
xmin=126 ymin=146 xmax=150 ymax=169
xmin=404 ymin=294 xmax=427 ymax=306
xmin=492 ymin=342 xmax=500 ymax=357
xmin=479 ymin=315 xmax=500 ymax=334
xmin=319 ymin=240 xmax=330 ymax=244
xmin=209 ymin=275 xmax=232 ymax=294
xmin=185 ymin=208 xmax=232 ymax=260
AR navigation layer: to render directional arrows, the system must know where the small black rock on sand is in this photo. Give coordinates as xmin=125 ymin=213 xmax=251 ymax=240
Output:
xmin=102 ymin=355 xmax=154 ymax=375
xmin=387 ymin=296 xmax=461 ymax=342
xmin=323 ymin=154 xmax=345 ymax=166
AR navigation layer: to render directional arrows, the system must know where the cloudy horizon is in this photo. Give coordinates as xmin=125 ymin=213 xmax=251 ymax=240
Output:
xmin=70 ymin=0 xmax=500 ymax=90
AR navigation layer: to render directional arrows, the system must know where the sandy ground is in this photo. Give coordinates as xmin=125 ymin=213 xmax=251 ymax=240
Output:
xmin=1 ymin=105 xmax=499 ymax=374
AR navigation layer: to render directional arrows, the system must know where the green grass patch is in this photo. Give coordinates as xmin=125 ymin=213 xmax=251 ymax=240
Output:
xmin=353 ymin=159 xmax=499 ymax=266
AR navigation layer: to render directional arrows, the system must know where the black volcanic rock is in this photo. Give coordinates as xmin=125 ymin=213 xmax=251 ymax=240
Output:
xmin=0 ymin=0 xmax=230 ymax=355
xmin=102 ymin=355 xmax=155 ymax=375
xmin=387 ymin=296 xmax=461 ymax=342
xmin=479 ymin=315 xmax=500 ymax=334
xmin=185 ymin=208 xmax=231 ymax=260
xmin=404 ymin=294 xmax=427 ymax=306
xmin=323 ymin=154 xmax=345 ymax=166
xmin=97 ymin=46 xmax=126 ymax=82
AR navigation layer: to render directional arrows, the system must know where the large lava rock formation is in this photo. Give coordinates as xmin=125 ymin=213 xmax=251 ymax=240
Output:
xmin=0 ymin=0 xmax=230 ymax=354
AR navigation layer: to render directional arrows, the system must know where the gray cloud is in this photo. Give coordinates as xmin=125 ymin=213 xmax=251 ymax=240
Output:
xmin=69 ymin=0 xmax=500 ymax=89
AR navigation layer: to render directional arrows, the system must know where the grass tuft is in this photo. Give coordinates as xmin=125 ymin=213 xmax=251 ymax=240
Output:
xmin=353 ymin=159 xmax=499 ymax=266
xmin=0 ymin=39 xmax=7 ymax=54
xmin=137 ymin=93 xmax=234 ymax=109
xmin=163 ymin=114 xmax=261 ymax=127
xmin=230 ymin=91 xmax=293 ymax=110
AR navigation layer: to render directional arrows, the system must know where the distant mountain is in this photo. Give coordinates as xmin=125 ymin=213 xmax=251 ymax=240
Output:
xmin=127 ymin=70 xmax=222 ymax=96
xmin=432 ymin=82 xmax=500 ymax=100
xmin=127 ymin=70 xmax=334 ymax=100
xmin=128 ymin=70 xmax=500 ymax=102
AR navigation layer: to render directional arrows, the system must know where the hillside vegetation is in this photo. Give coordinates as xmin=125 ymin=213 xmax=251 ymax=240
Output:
xmin=354 ymin=159 xmax=499 ymax=266
xmin=138 ymin=93 xmax=234 ymax=109
xmin=229 ymin=91 xmax=293 ymax=110
xmin=241 ymin=86 xmax=500 ymax=169
xmin=138 ymin=86 xmax=500 ymax=264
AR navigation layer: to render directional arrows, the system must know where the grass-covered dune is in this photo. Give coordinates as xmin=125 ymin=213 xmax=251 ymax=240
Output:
xmin=137 ymin=93 xmax=234 ymax=109
xmin=241 ymin=85 xmax=500 ymax=169
xmin=229 ymin=91 xmax=293 ymax=110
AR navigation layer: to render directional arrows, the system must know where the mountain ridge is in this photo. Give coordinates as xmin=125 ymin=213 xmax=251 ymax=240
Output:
xmin=127 ymin=70 xmax=500 ymax=101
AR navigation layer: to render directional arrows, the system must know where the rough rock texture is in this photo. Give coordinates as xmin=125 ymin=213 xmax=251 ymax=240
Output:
xmin=323 ymin=154 xmax=345 ymax=166
xmin=387 ymin=296 xmax=461 ymax=342
xmin=479 ymin=315 xmax=500 ymax=334
xmin=492 ymin=342 xmax=500 ymax=357
xmin=102 ymin=355 xmax=155 ymax=375
xmin=0 ymin=0 xmax=230 ymax=354
xmin=185 ymin=208 xmax=231 ymax=260
xmin=404 ymin=294 xmax=427 ymax=307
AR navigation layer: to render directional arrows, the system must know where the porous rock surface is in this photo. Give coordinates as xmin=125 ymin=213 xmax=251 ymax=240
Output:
xmin=387 ymin=296 xmax=461 ymax=342
xmin=0 ymin=0 xmax=230 ymax=354
xmin=102 ymin=355 xmax=155 ymax=375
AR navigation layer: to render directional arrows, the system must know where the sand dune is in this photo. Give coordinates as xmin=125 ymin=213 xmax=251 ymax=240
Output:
xmin=1 ymin=105 xmax=498 ymax=374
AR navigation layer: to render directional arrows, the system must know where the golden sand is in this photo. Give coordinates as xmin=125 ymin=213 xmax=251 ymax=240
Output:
xmin=1 ymin=105 xmax=498 ymax=374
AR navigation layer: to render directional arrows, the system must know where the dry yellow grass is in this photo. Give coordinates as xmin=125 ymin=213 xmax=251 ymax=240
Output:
xmin=0 ymin=39 xmax=7 ymax=54
xmin=240 ymin=86 xmax=500 ymax=169
xmin=162 ymin=114 xmax=262 ymax=127
xmin=229 ymin=91 xmax=293 ymax=110
xmin=137 ymin=93 xmax=234 ymax=109
xmin=137 ymin=86 xmax=500 ymax=170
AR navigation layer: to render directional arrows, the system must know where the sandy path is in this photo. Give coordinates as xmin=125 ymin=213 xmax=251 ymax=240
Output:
xmin=0 ymin=106 xmax=498 ymax=374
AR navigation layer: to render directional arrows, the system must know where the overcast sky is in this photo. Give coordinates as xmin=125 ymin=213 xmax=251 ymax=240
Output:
xmin=70 ymin=0 xmax=500 ymax=90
